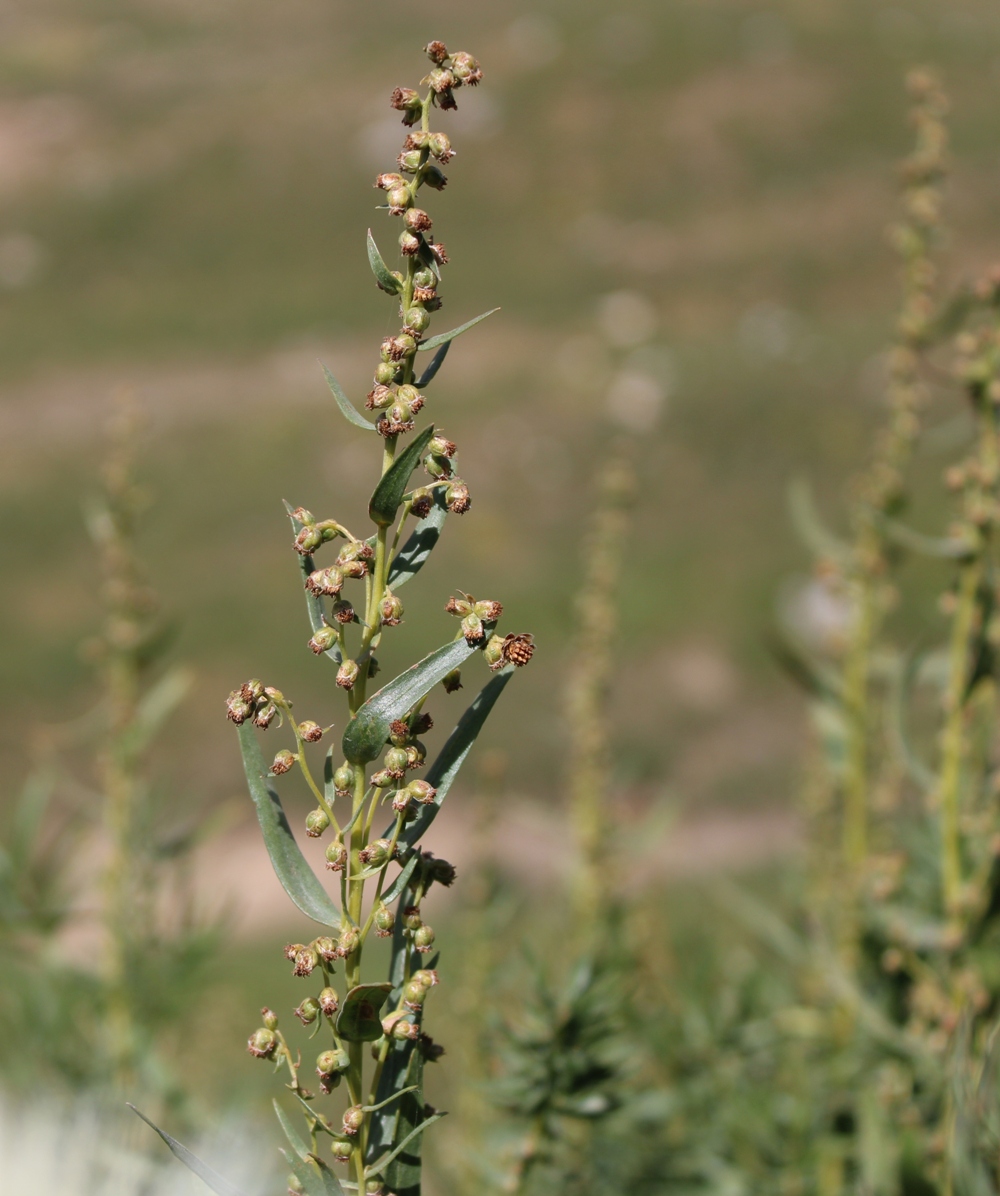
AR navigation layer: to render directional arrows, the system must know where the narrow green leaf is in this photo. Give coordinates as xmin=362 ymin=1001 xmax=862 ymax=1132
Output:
xmin=787 ymin=477 xmax=850 ymax=563
xmin=366 ymin=1112 xmax=446 ymax=1182
xmin=379 ymin=852 xmax=420 ymax=907
xmin=128 ymin=1105 xmax=247 ymax=1196
xmin=363 ymin=1085 xmax=419 ymax=1114
xmin=396 ymin=668 xmax=514 ymax=848
xmin=237 ymin=722 xmax=340 ymax=927
xmin=367 ymin=229 xmax=402 ymax=295
xmin=414 ymin=341 xmax=450 ymax=387
xmin=342 ymin=638 xmax=476 ymax=764
xmin=877 ymin=512 xmax=970 ymax=559
xmin=337 ymin=982 xmax=393 ymax=1042
xmin=369 ymin=426 xmax=437 ymax=527
xmin=284 ymin=501 xmax=343 ymax=662
xmin=322 ymin=362 xmax=377 ymax=432
xmin=417 ymin=307 xmax=499 ymax=352
xmin=282 ymin=1150 xmax=344 ymax=1196
xmin=388 ymin=490 xmax=448 ymax=590
xmin=125 ymin=666 xmax=193 ymax=756
xmin=274 ymin=1100 xmax=311 ymax=1161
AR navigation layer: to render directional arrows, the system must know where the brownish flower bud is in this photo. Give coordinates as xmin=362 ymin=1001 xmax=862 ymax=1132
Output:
xmin=404 ymin=131 xmax=429 ymax=150
xmin=298 ymin=720 xmax=323 ymax=742
xmin=375 ymin=172 xmax=405 ymax=191
xmin=429 ymin=435 xmax=456 ymax=458
xmin=305 ymin=807 xmax=330 ymax=837
xmin=293 ymin=945 xmax=319 ymax=977
xmin=325 ymin=839 xmax=348 ymax=871
xmin=413 ymin=284 xmax=437 ymax=303
xmin=366 ymin=384 xmax=394 ymax=410
xmin=337 ymin=926 xmax=361 ymax=958
xmin=441 ymin=667 xmax=463 ymax=693
xmin=428 ymin=132 xmax=454 ymax=162
xmin=381 ymin=593 xmax=404 ymax=626
xmin=305 ymin=566 xmax=343 ymax=596
xmin=272 ymin=749 xmax=296 ymax=775
xmin=314 ymin=936 xmax=338 ymax=962
xmin=424 ymin=40 xmax=449 ymax=64
xmin=390 ymin=86 xmax=421 ymax=113
xmin=389 ymin=718 xmax=411 ymax=746
xmin=359 ymin=838 xmax=395 ymax=867
xmin=475 ymin=599 xmax=503 ymax=621
xmin=253 ymin=702 xmax=278 ymax=729
xmin=318 ymin=987 xmax=339 ymax=1017
xmin=284 ymin=942 xmax=304 ymax=962
xmin=391 ymin=789 xmax=413 ymax=817
xmin=446 ymin=478 xmax=471 ymax=513
xmin=502 ymin=632 xmax=535 ymax=667
xmin=400 ymin=231 xmax=421 ymax=256
xmin=445 ymin=594 xmax=473 ymax=616
xmin=340 ymin=558 xmax=369 ymax=579
xmin=378 ymin=411 xmax=416 ymax=438
xmin=391 ymin=333 xmax=417 ymax=360
xmin=226 ymin=690 xmax=252 ymax=724
xmin=308 ymin=626 xmax=337 ymax=655
xmin=332 ymin=600 xmax=356 ymax=625
xmin=294 ymin=997 xmax=320 ymax=1025
xmin=435 ymin=89 xmax=457 ymax=112
xmin=405 ymin=208 xmax=433 ymax=233
xmin=410 ymin=487 xmax=434 ymax=518
xmin=461 ymin=613 xmax=485 ymax=644
xmin=450 ymin=51 xmax=483 ymax=86
xmin=247 ymin=1027 xmax=278 ymax=1058
xmin=336 ymin=660 xmax=359 ymax=690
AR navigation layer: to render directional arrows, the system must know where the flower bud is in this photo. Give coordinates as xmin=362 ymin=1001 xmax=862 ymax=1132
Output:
xmin=484 ymin=634 xmax=505 ymax=670
xmin=424 ymin=40 xmax=448 ymax=64
xmin=319 ymin=987 xmax=339 ymax=1017
xmin=247 ymin=1027 xmax=278 ymax=1058
xmin=387 ymin=185 xmax=410 ymax=213
xmin=460 ymin=613 xmax=484 ymax=644
xmin=414 ymin=924 xmax=436 ymax=953
xmin=342 ymin=1106 xmax=365 ymax=1137
xmin=330 ymin=1140 xmax=353 ymax=1163
xmin=383 ymin=1011 xmax=419 ymax=1040
xmin=314 ymin=936 xmax=338 ymax=962
xmin=413 ymin=712 xmax=434 ymax=734
xmin=261 ymin=1006 xmax=279 ymax=1030
xmin=332 ymin=600 xmax=356 ymax=625
xmin=389 ymin=718 xmax=411 ymax=747
xmin=385 ymin=747 xmax=408 ymax=778
xmin=375 ymin=172 xmax=406 ymax=191
xmin=502 ymin=633 xmax=535 ymax=668
xmin=294 ymin=997 xmax=320 ymax=1025
xmin=305 ymin=807 xmax=330 ymax=838
xmin=366 ymin=384 xmax=394 ymax=410
xmin=402 ymin=904 xmax=423 ymax=930
xmin=380 ymin=593 xmax=404 ymax=626
xmin=405 ymin=208 xmax=432 ymax=233
xmin=427 ymin=68 xmax=456 ymax=94
xmin=403 ymin=970 xmax=438 ymax=1009
xmin=404 ymin=306 xmax=430 ymax=335
xmin=337 ymin=926 xmax=361 ymax=958
xmin=340 ymin=558 xmax=369 ymax=579
xmin=336 ymin=660 xmax=359 ymax=690
xmin=414 ymin=284 xmax=437 ymax=303
xmin=374 ymin=361 xmax=397 ymax=385
xmin=317 ymin=1047 xmax=350 ymax=1077
xmin=226 ymin=690 xmax=252 ymax=724
xmin=429 ymin=435 xmax=456 ymax=458
xmin=253 ymin=703 xmax=278 ymax=729
xmin=428 ymin=132 xmax=454 ymax=162
xmin=446 ymin=479 xmax=471 ymax=513
xmin=423 ymin=451 xmax=453 ymax=480
xmin=414 ymin=268 xmax=435 ymax=288
xmin=284 ymin=942 xmax=305 ymax=961
xmin=359 ymin=838 xmax=394 ymax=867
xmin=298 ymin=720 xmax=323 ymax=743
xmin=404 ymin=742 xmax=425 ymax=770
xmin=272 ymin=749 xmax=296 ymax=775
xmin=389 ymin=86 xmax=422 ymax=115
xmin=423 ymin=166 xmax=448 ymax=191
xmin=410 ymin=487 xmax=433 ymax=518
xmin=450 ymin=52 xmax=482 ymax=86
xmin=475 ymin=599 xmax=502 ymax=621
xmin=405 ymin=131 xmax=429 ymax=150
xmin=374 ymin=904 xmax=395 ymax=937
xmin=325 ymin=839 xmax=348 ymax=871
xmin=391 ymin=789 xmax=413 ymax=816
xmin=399 ymin=231 xmax=421 ymax=256
xmin=305 ymin=566 xmax=343 ymax=596
xmin=293 ymin=945 xmax=319 ymax=977
xmin=295 ymin=526 xmax=323 ymax=554
xmin=445 ymin=594 xmax=473 ymax=616
xmin=333 ymin=764 xmax=355 ymax=797
xmin=442 ymin=667 xmax=463 ymax=693
xmin=407 ymin=779 xmax=437 ymax=804
xmin=371 ymin=768 xmax=394 ymax=788
xmin=308 ymin=626 xmax=337 ymax=655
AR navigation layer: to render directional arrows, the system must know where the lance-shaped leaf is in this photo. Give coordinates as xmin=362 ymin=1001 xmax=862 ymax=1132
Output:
xmin=787 ymin=477 xmax=850 ymax=564
xmin=341 ymin=638 xmax=476 ymax=764
xmin=274 ymin=1100 xmax=311 ymax=1161
xmin=322 ymin=362 xmax=377 ymax=432
xmin=337 ymin=982 xmax=393 ymax=1042
xmin=282 ymin=1150 xmax=344 ymax=1196
xmin=416 ymin=307 xmax=499 ymax=352
xmin=238 ymin=722 xmax=340 ymax=927
xmin=877 ymin=511 xmax=971 ymax=559
xmin=379 ymin=851 xmax=421 ymax=907
xmin=394 ymin=668 xmax=514 ymax=849
xmin=366 ymin=1112 xmax=446 ymax=1185
xmin=367 ymin=229 xmax=402 ymax=295
xmin=128 ymin=1105 xmax=247 ymax=1196
xmin=414 ymin=341 xmax=450 ymax=387
xmin=283 ymin=502 xmax=343 ymax=663
xmin=369 ymin=426 xmax=437 ymax=527
xmin=388 ymin=491 xmax=448 ymax=590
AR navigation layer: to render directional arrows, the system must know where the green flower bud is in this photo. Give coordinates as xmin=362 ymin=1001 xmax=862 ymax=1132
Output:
xmin=333 ymin=764 xmax=355 ymax=797
xmin=422 ymin=164 xmax=448 ymax=190
xmin=423 ymin=451 xmax=452 ymax=480
xmin=428 ymin=132 xmax=453 ymax=162
xmin=366 ymin=384 xmax=395 ymax=411
xmin=293 ymin=945 xmax=320 ymax=977
xmin=319 ymin=987 xmax=339 ymax=1017
xmin=398 ymin=149 xmax=423 ymax=174
xmin=305 ymin=566 xmax=343 ymax=596
xmin=405 ymin=742 xmax=426 ymax=770
xmin=305 ymin=807 xmax=330 ymax=838
xmin=374 ymin=361 xmax=397 ymax=385
xmin=342 ymin=1106 xmax=365 ymax=1136
xmin=402 ymin=904 xmax=423 ymax=931
xmin=272 ymin=749 xmax=296 ymax=775
xmin=325 ymin=839 xmax=348 ymax=871
xmin=391 ymin=789 xmax=413 ymax=816
xmin=442 ymin=667 xmax=463 ymax=693
xmin=261 ymin=1006 xmax=279 ymax=1030
xmin=337 ymin=926 xmax=361 ymax=957
xmin=414 ymin=268 xmax=435 ymax=288
xmin=374 ymin=903 xmax=395 ymax=937
xmin=336 ymin=660 xmax=359 ymax=690
xmin=330 ymin=1140 xmax=353 ymax=1163
xmin=450 ymin=51 xmax=483 ymax=86
xmin=414 ymin=924 xmax=436 ymax=953
xmin=226 ymin=691 xmax=253 ymax=724
xmin=295 ymin=526 xmax=323 ymax=554
xmin=317 ymin=1047 xmax=350 ymax=1077
xmin=383 ymin=1010 xmax=419 ymax=1039
xmin=247 ymin=1027 xmax=278 ymax=1058
xmin=314 ymin=936 xmax=338 ymax=962
xmin=407 ymin=779 xmax=437 ymax=804
xmin=404 ymin=306 xmax=431 ymax=334
xmin=380 ymin=593 xmax=404 ymax=626
xmin=385 ymin=747 xmax=408 ymax=778
xmin=460 ymin=613 xmax=484 ymax=644
xmin=403 ymin=969 xmax=439 ymax=1008
xmin=371 ymin=768 xmax=394 ymax=788
xmin=387 ymin=185 xmax=410 ymax=212
xmin=298 ymin=720 xmax=323 ymax=742
xmin=474 ymin=599 xmax=503 ymax=621
xmin=359 ymin=838 xmax=394 ymax=867
xmin=294 ymin=997 xmax=320 ymax=1025
xmin=309 ymin=626 xmax=337 ymax=655
xmin=446 ymin=478 xmax=471 ymax=513
xmin=444 ymin=594 xmax=473 ymax=617
xmin=483 ymin=633 xmax=505 ymax=670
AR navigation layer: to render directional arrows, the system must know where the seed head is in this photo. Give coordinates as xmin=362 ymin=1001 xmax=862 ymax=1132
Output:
xmin=414 ymin=284 xmax=437 ymax=303
xmin=502 ymin=632 xmax=535 ymax=667
xmin=424 ymin=40 xmax=449 ymax=64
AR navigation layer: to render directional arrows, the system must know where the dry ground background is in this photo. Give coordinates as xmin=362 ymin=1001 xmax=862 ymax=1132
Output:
xmin=4 ymin=0 xmax=1000 ymax=1153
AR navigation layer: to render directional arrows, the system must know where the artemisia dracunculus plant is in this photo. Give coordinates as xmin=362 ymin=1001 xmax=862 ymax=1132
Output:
xmin=132 ymin=41 xmax=533 ymax=1196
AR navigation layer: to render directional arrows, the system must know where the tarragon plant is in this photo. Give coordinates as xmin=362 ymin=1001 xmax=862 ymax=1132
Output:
xmin=133 ymin=41 xmax=533 ymax=1196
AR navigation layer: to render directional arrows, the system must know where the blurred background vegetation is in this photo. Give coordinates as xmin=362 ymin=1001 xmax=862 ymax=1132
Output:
xmin=4 ymin=0 xmax=1000 ymax=1190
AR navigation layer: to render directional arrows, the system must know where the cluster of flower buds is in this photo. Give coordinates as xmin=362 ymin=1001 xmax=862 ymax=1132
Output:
xmin=399 ymin=903 xmax=435 ymax=953
xmin=358 ymin=836 xmax=399 ymax=867
xmin=445 ymin=592 xmax=503 ymax=645
xmin=316 ymin=1047 xmax=350 ymax=1095
xmin=483 ymin=631 xmax=536 ymax=672
xmin=305 ymin=539 xmax=373 ymax=600
xmin=247 ymin=1006 xmax=280 ymax=1059
xmin=226 ymin=678 xmax=285 ymax=727
xmin=291 ymin=508 xmax=347 ymax=556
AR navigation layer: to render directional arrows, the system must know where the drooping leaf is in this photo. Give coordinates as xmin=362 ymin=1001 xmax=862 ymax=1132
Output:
xmin=237 ymin=722 xmax=340 ymax=927
xmin=414 ymin=341 xmax=450 ymax=387
xmin=395 ymin=668 xmax=514 ymax=848
xmin=341 ymin=638 xmax=476 ymax=764
xmin=284 ymin=501 xmax=343 ymax=663
xmin=337 ymin=982 xmax=393 ymax=1042
xmin=274 ymin=1100 xmax=311 ymax=1161
xmin=388 ymin=490 xmax=448 ymax=590
xmin=322 ymin=362 xmax=377 ymax=432
xmin=417 ymin=307 xmax=499 ymax=352
xmin=369 ymin=426 xmax=437 ymax=527
xmin=364 ymin=1085 xmax=419 ymax=1114
xmin=367 ymin=229 xmax=402 ymax=295
xmin=282 ymin=1150 xmax=344 ymax=1196
xmin=128 ymin=1105 xmax=248 ymax=1196
xmin=787 ymin=477 xmax=850 ymax=563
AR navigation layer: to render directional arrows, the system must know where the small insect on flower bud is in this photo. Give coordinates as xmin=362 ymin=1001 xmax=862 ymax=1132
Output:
xmin=293 ymin=945 xmax=319 ymax=977
xmin=331 ymin=600 xmax=356 ymax=625
xmin=380 ymin=593 xmax=404 ymax=626
xmin=294 ymin=997 xmax=320 ymax=1025
xmin=342 ymin=1106 xmax=365 ymax=1137
xmin=502 ymin=633 xmax=536 ymax=667
xmin=305 ymin=807 xmax=330 ymax=838
xmin=319 ymin=987 xmax=339 ymax=1017
xmin=424 ymin=40 xmax=449 ymax=64
xmin=330 ymin=1140 xmax=353 ymax=1163
xmin=366 ymin=384 xmax=394 ymax=411
xmin=306 ymin=566 xmax=344 ymax=596
xmin=325 ymin=839 xmax=348 ymax=871
xmin=336 ymin=660 xmax=360 ymax=690
xmin=247 ymin=1027 xmax=278 ymax=1058
xmin=407 ymin=779 xmax=438 ymax=804
xmin=333 ymin=764 xmax=355 ymax=797
xmin=337 ymin=926 xmax=361 ymax=958
xmin=374 ymin=903 xmax=395 ymax=937
xmin=308 ymin=626 xmax=338 ymax=655
xmin=446 ymin=478 xmax=471 ymax=513
xmin=428 ymin=132 xmax=454 ymax=163
xmin=442 ymin=667 xmax=463 ymax=693
xmin=226 ymin=690 xmax=253 ymax=724
xmin=359 ymin=837 xmax=395 ymax=867
xmin=461 ymin=613 xmax=485 ymax=644
xmin=410 ymin=487 xmax=434 ymax=518
xmin=314 ymin=936 xmax=338 ymax=962
xmin=414 ymin=924 xmax=436 ymax=953
xmin=405 ymin=208 xmax=433 ymax=233
xmin=450 ymin=51 xmax=483 ymax=86
xmin=374 ymin=361 xmax=397 ymax=386
xmin=399 ymin=231 xmax=421 ymax=256
xmin=387 ymin=185 xmax=410 ymax=214
xmin=261 ymin=1006 xmax=279 ymax=1030
xmin=272 ymin=749 xmax=296 ymax=776
xmin=385 ymin=747 xmax=409 ymax=778
xmin=404 ymin=306 xmax=431 ymax=335
xmin=298 ymin=720 xmax=323 ymax=742
xmin=402 ymin=905 xmax=423 ymax=930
